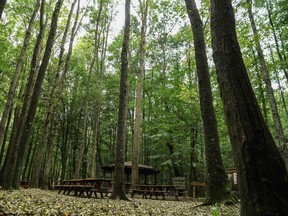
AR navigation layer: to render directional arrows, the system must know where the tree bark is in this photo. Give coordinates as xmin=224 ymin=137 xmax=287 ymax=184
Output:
xmin=40 ymin=118 xmax=56 ymax=190
xmin=210 ymin=0 xmax=288 ymax=215
xmin=110 ymin=0 xmax=130 ymax=201
xmin=131 ymin=0 xmax=148 ymax=188
xmin=185 ymin=0 xmax=230 ymax=204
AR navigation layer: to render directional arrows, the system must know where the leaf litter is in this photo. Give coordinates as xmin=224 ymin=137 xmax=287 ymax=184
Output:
xmin=0 ymin=189 xmax=240 ymax=215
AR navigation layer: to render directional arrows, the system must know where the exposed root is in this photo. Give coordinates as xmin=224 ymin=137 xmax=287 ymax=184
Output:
xmin=193 ymin=191 xmax=239 ymax=208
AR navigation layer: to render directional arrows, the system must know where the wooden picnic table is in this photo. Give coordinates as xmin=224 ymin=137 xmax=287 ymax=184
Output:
xmin=131 ymin=185 xmax=176 ymax=200
xmin=55 ymin=178 xmax=113 ymax=198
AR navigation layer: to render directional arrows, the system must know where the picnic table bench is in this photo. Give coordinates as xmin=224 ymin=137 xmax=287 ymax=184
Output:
xmin=131 ymin=185 xmax=176 ymax=200
xmin=54 ymin=178 xmax=113 ymax=198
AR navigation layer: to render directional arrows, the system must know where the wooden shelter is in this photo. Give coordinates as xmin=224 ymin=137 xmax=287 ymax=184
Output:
xmin=101 ymin=161 xmax=160 ymax=185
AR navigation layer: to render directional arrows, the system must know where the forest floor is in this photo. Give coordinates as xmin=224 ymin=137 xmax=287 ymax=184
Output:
xmin=0 ymin=188 xmax=240 ymax=215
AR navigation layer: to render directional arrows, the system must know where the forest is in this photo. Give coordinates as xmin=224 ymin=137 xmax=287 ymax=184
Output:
xmin=0 ymin=0 xmax=288 ymax=215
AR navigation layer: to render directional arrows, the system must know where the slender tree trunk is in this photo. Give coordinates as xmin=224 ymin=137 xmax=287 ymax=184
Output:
xmin=185 ymin=0 xmax=230 ymax=204
xmin=40 ymin=117 xmax=56 ymax=190
xmin=91 ymin=3 xmax=110 ymax=177
xmin=9 ymin=0 xmax=63 ymax=190
xmin=0 ymin=0 xmax=7 ymax=19
xmin=55 ymin=0 xmax=81 ymax=180
xmin=131 ymin=0 xmax=148 ymax=188
xmin=210 ymin=0 xmax=288 ymax=215
xmin=265 ymin=0 xmax=288 ymax=81
xmin=30 ymin=0 xmax=77 ymax=188
xmin=22 ymin=133 xmax=34 ymax=181
xmin=252 ymin=48 xmax=268 ymax=123
xmin=166 ymin=138 xmax=181 ymax=176
xmin=0 ymin=0 xmax=40 ymax=153
xmin=189 ymin=126 xmax=198 ymax=196
xmin=269 ymin=46 xmax=288 ymax=118
xmin=110 ymin=0 xmax=130 ymax=201
xmin=247 ymin=0 xmax=287 ymax=156
xmin=0 ymin=105 xmax=12 ymax=166
xmin=74 ymin=0 xmax=103 ymax=179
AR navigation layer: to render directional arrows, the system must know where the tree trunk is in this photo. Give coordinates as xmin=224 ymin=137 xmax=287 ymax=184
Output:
xmin=265 ymin=0 xmax=288 ymax=81
xmin=185 ymin=0 xmax=230 ymax=204
xmin=8 ymin=0 xmax=63 ymax=190
xmin=0 ymin=104 xmax=12 ymax=166
xmin=189 ymin=126 xmax=198 ymax=196
xmin=247 ymin=0 xmax=287 ymax=157
xmin=269 ymin=46 xmax=288 ymax=118
xmin=0 ymin=0 xmax=40 ymax=153
xmin=91 ymin=2 xmax=110 ymax=178
xmin=55 ymin=0 xmax=81 ymax=180
xmin=40 ymin=118 xmax=56 ymax=190
xmin=74 ymin=0 xmax=103 ymax=179
xmin=166 ymin=138 xmax=181 ymax=176
xmin=252 ymin=48 xmax=268 ymax=123
xmin=131 ymin=0 xmax=148 ymax=188
xmin=0 ymin=0 xmax=7 ymax=19
xmin=210 ymin=0 xmax=288 ymax=215
xmin=0 ymin=0 xmax=45 ymax=189
xmin=22 ymin=132 xmax=34 ymax=181
xmin=110 ymin=0 xmax=130 ymax=201
xmin=30 ymin=0 xmax=77 ymax=188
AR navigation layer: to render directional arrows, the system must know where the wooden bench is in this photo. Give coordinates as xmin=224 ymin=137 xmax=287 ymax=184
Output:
xmin=55 ymin=178 xmax=113 ymax=198
xmin=131 ymin=185 xmax=175 ymax=200
xmin=89 ymin=187 xmax=113 ymax=198
xmin=54 ymin=185 xmax=75 ymax=195
xmin=191 ymin=181 xmax=207 ymax=199
xmin=131 ymin=185 xmax=153 ymax=199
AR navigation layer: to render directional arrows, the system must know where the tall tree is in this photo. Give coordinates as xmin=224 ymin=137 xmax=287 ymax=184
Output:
xmin=30 ymin=0 xmax=77 ymax=188
xmin=0 ymin=0 xmax=45 ymax=189
xmin=210 ymin=0 xmax=288 ymax=215
xmin=110 ymin=0 xmax=130 ymax=201
xmin=246 ymin=0 xmax=287 ymax=168
xmin=184 ymin=0 xmax=230 ymax=205
xmin=74 ymin=0 xmax=103 ymax=179
xmin=265 ymin=0 xmax=288 ymax=81
xmin=0 ymin=0 xmax=64 ymax=190
xmin=0 ymin=0 xmax=40 ymax=154
xmin=90 ymin=4 xmax=112 ymax=177
xmin=131 ymin=0 xmax=149 ymax=188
